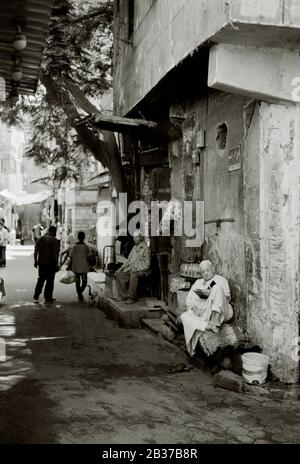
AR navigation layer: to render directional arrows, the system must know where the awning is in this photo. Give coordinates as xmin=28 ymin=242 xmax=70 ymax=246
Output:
xmin=0 ymin=188 xmax=52 ymax=205
xmin=0 ymin=0 xmax=54 ymax=97
xmin=76 ymin=113 xmax=157 ymax=133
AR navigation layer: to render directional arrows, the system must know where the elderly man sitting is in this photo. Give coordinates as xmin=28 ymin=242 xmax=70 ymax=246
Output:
xmin=180 ymin=260 xmax=235 ymax=357
xmin=115 ymin=231 xmax=151 ymax=304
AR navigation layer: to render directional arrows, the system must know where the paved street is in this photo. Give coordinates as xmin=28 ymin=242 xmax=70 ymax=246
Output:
xmin=0 ymin=245 xmax=299 ymax=444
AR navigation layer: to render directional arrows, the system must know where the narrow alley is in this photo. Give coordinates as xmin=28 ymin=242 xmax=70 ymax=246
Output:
xmin=0 ymin=245 xmax=299 ymax=444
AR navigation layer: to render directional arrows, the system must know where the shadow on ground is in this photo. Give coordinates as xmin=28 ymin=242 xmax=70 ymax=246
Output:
xmin=0 ymin=378 xmax=58 ymax=443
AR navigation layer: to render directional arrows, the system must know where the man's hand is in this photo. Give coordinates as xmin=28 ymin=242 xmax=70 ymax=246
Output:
xmin=34 ymin=262 xmax=38 ymax=269
xmin=206 ymin=321 xmax=219 ymax=333
xmin=117 ymin=263 xmax=130 ymax=274
xmin=115 ymin=266 xmax=123 ymax=275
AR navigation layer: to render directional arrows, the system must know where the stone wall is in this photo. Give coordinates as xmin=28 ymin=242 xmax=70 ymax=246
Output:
xmin=244 ymin=101 xmax=300 ymax=383
xmin=169 ymin=91 xmax=300 ymax=382
xmin=114 ymin=0 xmax=228 ymax=115
xmin=64 ymin=187 xmax=97 ymax=237
xmin=169 ymin=89 xmax=250 ymax=320
xmin=114 ymin=0 xmax=300 ymax=116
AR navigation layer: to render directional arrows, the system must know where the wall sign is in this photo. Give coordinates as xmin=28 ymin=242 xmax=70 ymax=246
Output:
xmin=228 ymin=145 xmax=241 ymax=172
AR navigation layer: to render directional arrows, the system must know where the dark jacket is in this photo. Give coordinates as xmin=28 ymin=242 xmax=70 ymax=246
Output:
xmin=34 ymin=233 xmax=60 ymax=268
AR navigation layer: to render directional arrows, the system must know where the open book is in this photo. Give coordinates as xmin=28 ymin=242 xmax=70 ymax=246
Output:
xmin=194 ymin=280 xmax=216 ymax=299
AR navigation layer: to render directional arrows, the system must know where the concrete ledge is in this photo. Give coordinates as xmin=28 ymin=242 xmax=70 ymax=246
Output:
xmin=243 ymin=381 xmax=300 ymax=401
xmin=141 ymin=318 xmax=162 ymax=335
xmin=98 ymin=295 xmax=150 ymax=328
xmin=208 ymin=43 xmax=300 ymax=103
xmin=87 ymin=271 xmax=105 ymax=289
xmin=214 ymin=369 xmax=300 ymax=400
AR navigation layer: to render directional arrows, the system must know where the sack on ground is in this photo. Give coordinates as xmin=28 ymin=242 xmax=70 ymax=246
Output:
xmin=60 ymin=270 xmax=76 ymax=284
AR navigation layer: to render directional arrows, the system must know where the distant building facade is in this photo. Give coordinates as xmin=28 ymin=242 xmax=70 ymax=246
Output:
xmin=0 ymin=122 xmax=25 ymax=230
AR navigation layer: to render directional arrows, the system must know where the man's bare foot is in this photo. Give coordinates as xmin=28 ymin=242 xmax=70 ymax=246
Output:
xmin=125 ymin=298 xmax=135 ymax=304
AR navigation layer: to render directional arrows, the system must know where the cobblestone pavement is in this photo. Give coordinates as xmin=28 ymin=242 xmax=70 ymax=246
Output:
xmin=0 ymin=246 xmax=299 ymax=444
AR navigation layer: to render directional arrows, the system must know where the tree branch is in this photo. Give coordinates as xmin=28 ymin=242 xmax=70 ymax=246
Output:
xmin=51 ymin=4 xmax=113 ymax=29
xmin=40 ymin=71 xmax=125 ymax=194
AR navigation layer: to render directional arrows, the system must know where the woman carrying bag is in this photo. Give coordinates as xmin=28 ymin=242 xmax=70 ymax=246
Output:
xmin=69 ymin=231 xmax=90 ymax=302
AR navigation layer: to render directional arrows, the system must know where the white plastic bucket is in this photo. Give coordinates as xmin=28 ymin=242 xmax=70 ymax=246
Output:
xmin=241 ymin=352 xmax=269 ymax=385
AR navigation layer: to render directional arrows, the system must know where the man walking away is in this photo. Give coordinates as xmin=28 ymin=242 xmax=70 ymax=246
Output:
xmin=33 ymin=226 xmax=60 ymax=303
xmin=32 ymin=221 xmax=44 ymax=243
xmin=70 ymin=231 xmax=90 ymax=302
xmin=0 ymin=220 xmax=8 ymax=267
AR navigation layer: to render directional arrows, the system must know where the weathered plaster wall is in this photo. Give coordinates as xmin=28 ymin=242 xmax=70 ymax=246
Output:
xmin=208 ymin=44 xmax=300 ymax=104
xmin=229 ymin=0 xmax=282 ymax=23
xmin=202 ymin=91 xmax=250 ymax=320
xmin=284 ymin=0 xmax=300 ymax=24
xmin=169 ymin=90 xmax=250 ymax=319
xmin=114 ymin=0 xmax=229 ymax=115
xmin=230 ymin=0 xmax=300 ymax=26
xmin=64 ymin=186 xmax=97 ymax=237
xmin=244 ymin=102 xmax=300 ymax=383
xmin=213 ymin=1 xmax=300 ymax=48
xmin=114 ymin=0 xmax=300 ymax=116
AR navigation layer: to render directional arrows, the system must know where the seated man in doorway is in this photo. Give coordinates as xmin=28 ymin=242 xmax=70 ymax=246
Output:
xmin=115 ymin=231 xmax=151 ymax=304
xmin=180 ymin=260 xmax=234 ymax=357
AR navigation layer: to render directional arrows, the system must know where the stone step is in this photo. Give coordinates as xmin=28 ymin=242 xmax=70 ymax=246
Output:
xmin=98 ymin=296 xmax=149 ymax=328
xmin=146 ymin=308 xmax=162 ymax=319
xmin=141 ymin=318 xmax=162 ymax=335
xmin=146 ymin=299 xmax=167 ymax=311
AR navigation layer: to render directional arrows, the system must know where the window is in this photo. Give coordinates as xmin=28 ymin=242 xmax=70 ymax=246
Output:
xmin=216 ymin=123 xmax=228 ymax=157
xmin=216 ymin=123 xmax=228 ymax=150
xmin=128 ymin=0 xmax=135 ymax=39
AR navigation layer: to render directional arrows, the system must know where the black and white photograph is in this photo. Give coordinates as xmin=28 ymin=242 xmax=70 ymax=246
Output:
xmin=0 ymin=0 xmax=299 ymax=453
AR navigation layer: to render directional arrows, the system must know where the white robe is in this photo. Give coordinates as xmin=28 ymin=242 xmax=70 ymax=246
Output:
xmin=180 ymin=275 xmax=233 ymax=356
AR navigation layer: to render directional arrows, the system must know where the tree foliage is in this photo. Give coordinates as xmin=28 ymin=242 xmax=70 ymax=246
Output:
xmin=0 ymin=0 xmax=126 ymax=192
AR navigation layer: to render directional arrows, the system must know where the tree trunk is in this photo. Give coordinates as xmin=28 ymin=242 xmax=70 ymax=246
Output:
xmin=40 ymin=72 xmax=125 ymax=194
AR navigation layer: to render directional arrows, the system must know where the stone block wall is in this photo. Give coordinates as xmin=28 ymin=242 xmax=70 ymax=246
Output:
xmin=169 ymin=89 xmax=250 ymax=321
xmin=244 ymin=101 xmax=300 ymax=383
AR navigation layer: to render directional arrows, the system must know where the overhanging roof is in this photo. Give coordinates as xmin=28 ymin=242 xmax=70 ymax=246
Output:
xmin=76 ymin=113 xmax=158 ymax=133
xmin=0 ymin=0 xmax=53 ymax=97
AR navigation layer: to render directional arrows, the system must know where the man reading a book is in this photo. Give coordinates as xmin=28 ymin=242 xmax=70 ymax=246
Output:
xmin=180 ymin=260 xmax=233 ymax=356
